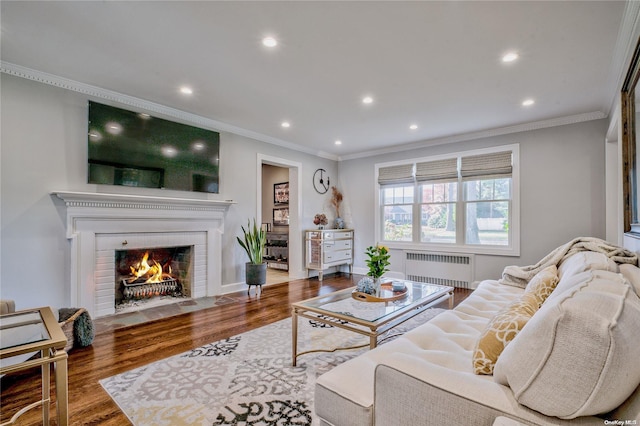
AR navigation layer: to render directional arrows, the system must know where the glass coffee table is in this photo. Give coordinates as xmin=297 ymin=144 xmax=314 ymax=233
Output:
xmin=291 ymin=280 xmax=453 ymax=366
xmin=0 ymin=306 xmax=68 ymax=425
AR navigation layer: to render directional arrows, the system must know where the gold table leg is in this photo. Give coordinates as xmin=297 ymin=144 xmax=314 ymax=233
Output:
xmin=291 ymin=309 xmax=299 ymax=367
xmin=41 ymin=349 xmax=50 ymax=425
xmin=55 ymin=350 xmax=69 ymax=426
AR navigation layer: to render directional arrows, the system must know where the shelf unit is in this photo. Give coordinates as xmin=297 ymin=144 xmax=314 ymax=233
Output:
xmin=264 ymin=232 xmax=288 ymax=271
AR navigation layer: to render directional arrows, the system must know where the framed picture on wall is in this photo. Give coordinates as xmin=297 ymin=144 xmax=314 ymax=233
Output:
xmin=274 ymin=182 xmax=289 ymax=204
xmin=273 ymin=207 xmax=289 ymax=226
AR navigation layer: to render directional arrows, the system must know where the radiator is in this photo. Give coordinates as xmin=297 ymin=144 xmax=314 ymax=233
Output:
xmin=405 ymin=251 xmax=475 ymax=289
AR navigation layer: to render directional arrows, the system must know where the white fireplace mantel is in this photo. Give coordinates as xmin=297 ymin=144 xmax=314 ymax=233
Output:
xmin=53 ymin=191 xmax=235 ymax=317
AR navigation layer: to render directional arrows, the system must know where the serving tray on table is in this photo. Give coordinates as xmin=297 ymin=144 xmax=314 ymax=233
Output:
xmin=352 ymin=282 xmax=408 ymax=302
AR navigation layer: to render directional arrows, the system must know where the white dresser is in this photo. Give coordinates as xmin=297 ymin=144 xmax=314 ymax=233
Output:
xmin=305 ymin=229 xmax=354 ymax=281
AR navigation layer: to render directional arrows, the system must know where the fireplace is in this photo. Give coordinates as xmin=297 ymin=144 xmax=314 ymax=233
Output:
xmin=115 ymin=246 xmax=193 ymax=312
xmin=54 ymin=191 xmax=233 ymax=318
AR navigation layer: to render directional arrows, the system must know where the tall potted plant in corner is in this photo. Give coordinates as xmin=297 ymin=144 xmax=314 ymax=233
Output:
xmin=237 ymin=219 xmax=267 ymax=291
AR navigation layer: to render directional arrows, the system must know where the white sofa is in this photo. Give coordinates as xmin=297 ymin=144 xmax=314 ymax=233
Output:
xmin=315 ymin=250 xmax=640 ymax=425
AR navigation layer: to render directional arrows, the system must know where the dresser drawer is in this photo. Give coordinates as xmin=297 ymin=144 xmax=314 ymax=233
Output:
xmin=323 ymin=231 xmax=352 ymax=240
xmin=323 ymin=240 xmax=352 ymax=251
xmin=324 ymin=249 xmax=352 ymax=264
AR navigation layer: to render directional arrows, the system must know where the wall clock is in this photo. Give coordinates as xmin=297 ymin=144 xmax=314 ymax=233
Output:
xmin=313 ymin=168 xmax=330 ymax=194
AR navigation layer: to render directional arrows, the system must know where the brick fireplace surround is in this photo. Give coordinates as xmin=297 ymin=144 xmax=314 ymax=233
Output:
xmin=54 ymin=191 xmax=233 ymax=318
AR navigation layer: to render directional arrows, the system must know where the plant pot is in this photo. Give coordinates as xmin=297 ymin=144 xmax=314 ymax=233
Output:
xmin=245 ymin=262 xmax=267 ymax=287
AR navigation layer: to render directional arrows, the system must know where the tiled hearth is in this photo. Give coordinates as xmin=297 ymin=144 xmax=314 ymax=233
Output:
xmin=54 ymin=191 xmax=233 ymax=318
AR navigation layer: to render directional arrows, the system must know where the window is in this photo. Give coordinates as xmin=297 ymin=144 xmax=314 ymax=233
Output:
xmin=376 ymin=146 xmax=519 ymax=255
xmin=382 ymin=185 xmax=414 ymax=241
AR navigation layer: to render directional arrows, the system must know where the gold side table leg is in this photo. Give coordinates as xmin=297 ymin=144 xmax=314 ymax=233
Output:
xmin=291 ymin=309 xmax=299 ymax=367
xmin=449 ymin=290 xmax=454 ymax=309
xmin=55 ymin=350 xmax=69 ymax=426
xmin=41 ymin=349 xmax=50 ymax=425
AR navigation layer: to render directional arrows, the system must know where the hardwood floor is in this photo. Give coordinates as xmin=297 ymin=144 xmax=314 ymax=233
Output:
xmin=0 ymin=274 xmax=471 ymax=425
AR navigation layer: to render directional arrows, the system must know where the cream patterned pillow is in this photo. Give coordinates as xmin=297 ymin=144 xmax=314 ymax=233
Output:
xmin=524 ymin=265 xmax=560 ymax=308
xmin=473 ymin=266 xmax=558 ymax=375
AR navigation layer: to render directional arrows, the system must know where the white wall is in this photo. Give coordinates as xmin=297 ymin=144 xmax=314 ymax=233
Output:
xmin=0 ymin=74 xmax=338 ymax=310
xmin=339 ymin=119 xmax=608 ymax=282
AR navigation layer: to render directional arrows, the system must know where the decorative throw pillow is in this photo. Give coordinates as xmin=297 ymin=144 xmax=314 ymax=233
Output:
xmin=493 ymin=270 xmax=640 ymax=419
xmin=524 ymin=265 xmax=559 ymax=308
xmin=473 ymin=266 xmax=558 ymax=375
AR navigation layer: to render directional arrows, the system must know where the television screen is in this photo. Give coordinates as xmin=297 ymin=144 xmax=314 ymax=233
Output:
xmin=88 ymin=101 xmax=220 ymax=193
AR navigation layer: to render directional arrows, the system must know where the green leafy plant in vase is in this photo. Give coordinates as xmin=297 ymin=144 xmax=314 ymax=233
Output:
xmin=237 ymin=219 xmax=267 ymax=290
xmin=365 ymin=245 xmax=391 ymax=295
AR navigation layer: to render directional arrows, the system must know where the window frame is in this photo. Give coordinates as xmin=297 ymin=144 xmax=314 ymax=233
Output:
xmin=374 ymin=144 xmax=520 ymax=256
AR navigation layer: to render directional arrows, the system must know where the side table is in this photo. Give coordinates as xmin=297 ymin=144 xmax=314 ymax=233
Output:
xmin=0 ymin=306 xmax=68 ymax=426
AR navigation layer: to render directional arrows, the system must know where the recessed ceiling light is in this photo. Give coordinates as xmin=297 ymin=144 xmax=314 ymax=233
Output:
xmin=262 ymin=36 xmax=278 ymax=48
xmin=362 ymin=96 xmax=374 ymax=104
xmin=180 ymin=86 xmax=193 ymax=95
xmin=281 ymin=121 xmax=291 ymax=128
xmin=409 ymin=124 xmax=418 ymax=130
xmin=502 ymin=52 xmax=519 ymax=63
xmin=335 ymin=140 xmax=342 ymax=145
xmin=522 ymin=99 xmax=535 ymax=107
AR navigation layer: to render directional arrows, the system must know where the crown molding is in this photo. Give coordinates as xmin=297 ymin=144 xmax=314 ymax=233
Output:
xmin=338 ymin=111 xmax=607 ymax=161
xmin=0 ymin=61 xmax=339 ymax=161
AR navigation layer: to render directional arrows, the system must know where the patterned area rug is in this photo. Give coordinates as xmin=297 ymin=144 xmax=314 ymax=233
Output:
xmin=100 ymin=308 xmax=445 ymax=426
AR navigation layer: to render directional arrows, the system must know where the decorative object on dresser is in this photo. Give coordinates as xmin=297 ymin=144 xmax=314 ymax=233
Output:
xmin=305 ymin=229 xmax=353 ymax=281
xmin=263 ymin=232 xmax=288 ymax=271
xmin=236 ymin=219 xmax=267 ymax=291
xmin=313 ymin=213 xmax=328 ymax=229
xmin=330 ymin=186 xmax=345 ymax=229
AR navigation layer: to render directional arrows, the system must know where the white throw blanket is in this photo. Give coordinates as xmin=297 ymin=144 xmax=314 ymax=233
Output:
xmin=499 ymin=237 xmax=639 ymax=288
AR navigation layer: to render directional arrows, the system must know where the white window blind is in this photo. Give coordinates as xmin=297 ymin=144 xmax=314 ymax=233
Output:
xmin=378 ymin=164 xmax=414 ymax=184
xmin=415 ymin=158 xmax=458 ymax=182
xmin=460 ymin=151 xmax=512 ymax=180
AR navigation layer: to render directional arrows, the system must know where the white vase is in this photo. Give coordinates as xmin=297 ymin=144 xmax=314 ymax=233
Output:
xmin=373 ymin=277 xmax=382 ymax=296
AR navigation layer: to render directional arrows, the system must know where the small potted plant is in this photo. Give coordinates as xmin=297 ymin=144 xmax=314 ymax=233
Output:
xmin=365 ymin=245 xmax=391 ymax=295
xmin=237 ymin=219 xmax=267 ymax=290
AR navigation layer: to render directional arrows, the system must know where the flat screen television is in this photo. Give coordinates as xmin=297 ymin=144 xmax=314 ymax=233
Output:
xmin=88 ymin=101 xmax=220 ymax=193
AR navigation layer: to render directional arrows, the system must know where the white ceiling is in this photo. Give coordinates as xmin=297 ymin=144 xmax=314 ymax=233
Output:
xmin=0 ymin=1 xmax=630 ymax=160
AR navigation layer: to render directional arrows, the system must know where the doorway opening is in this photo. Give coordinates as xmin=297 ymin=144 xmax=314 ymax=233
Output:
xmin=262 ymin=163 xmax=290 ymax=285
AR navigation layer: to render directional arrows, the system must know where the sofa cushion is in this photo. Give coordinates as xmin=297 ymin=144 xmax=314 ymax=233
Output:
xmin=493 ymin=270 xmax=640 ymax=419
xmin=473 ymin=266 xmax=558 ymax=375
xmin=557 ymin=251 xmax=618 ymax=280
xmin=619 ymin=263 xmax=640 ymax=296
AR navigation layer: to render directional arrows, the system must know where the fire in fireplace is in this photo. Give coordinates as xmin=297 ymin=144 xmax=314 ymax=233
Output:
xmin=115 ymin=246 xmax=192 ymax=311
